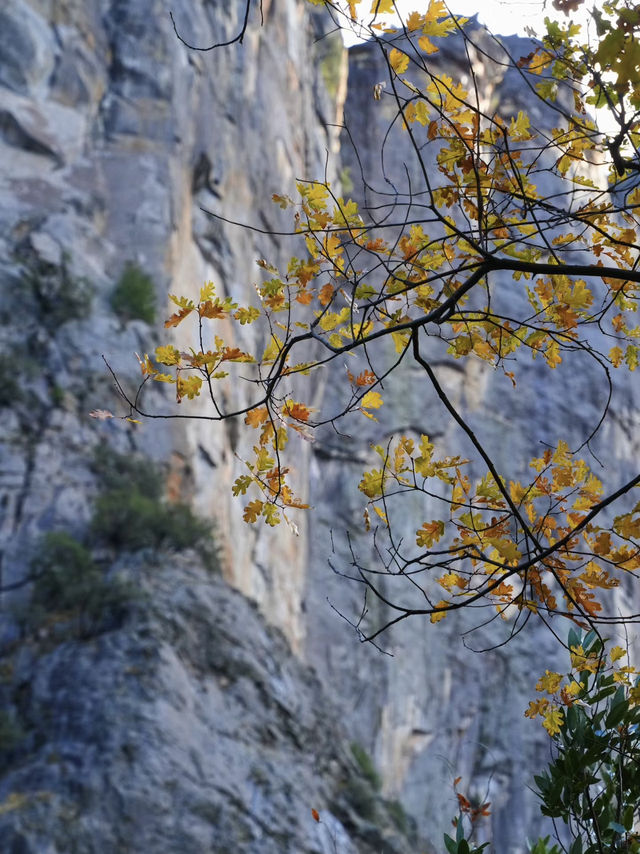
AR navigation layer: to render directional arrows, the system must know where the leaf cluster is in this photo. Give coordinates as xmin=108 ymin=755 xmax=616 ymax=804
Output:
xmin=532 ymin=630 xmax=640 ymax=854
xmin=26 ymin=531 xmax=136 ymax=638
xmin=91 ymin=448 xmax=219 ymax=571
xmin=115 ymin=0 xmax=640 ymax=645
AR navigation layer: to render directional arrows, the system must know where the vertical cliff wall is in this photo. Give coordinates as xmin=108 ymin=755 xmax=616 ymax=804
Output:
xmin=1 ymin=3 xmax=639 ymax=853
xmin=303 ymin=25 xmax=640 ymax=852
xmin=0 ymin=1 xmax=399 ymax=851
xmin=0 ymin=0 xmax=343 ymax=650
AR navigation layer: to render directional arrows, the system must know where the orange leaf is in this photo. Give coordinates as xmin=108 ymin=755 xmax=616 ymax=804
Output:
xmin=296 ymin=290 xmax=313 ymax=305
xmin=164 ymin=306 xmax=194 ymax=328
xmin=318 ymin=284 xmax=334 ymax=306
xmin=311 ymin=808 xmax=320 ymax=823
xmin=245 ymin=407 xmax=270 ymax=428
xmin=199 ymin=301 xmax=226 ymax=319
xmin=283 ymin=401 xmax=311 ymax=422
xmin=355 ymin=370 xmax=376 ymax=387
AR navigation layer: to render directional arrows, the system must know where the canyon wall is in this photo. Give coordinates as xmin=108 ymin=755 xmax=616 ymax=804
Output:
xmin=303 ymin=24 xmax=640 ymax=851
xmin=0 ymin=2 xmax=638 ymax=852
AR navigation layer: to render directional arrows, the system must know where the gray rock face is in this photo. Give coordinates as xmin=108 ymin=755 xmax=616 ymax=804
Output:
xmin=0 ymin=557 xmax=412 ymax=853
xmin=1 ymin=2 xmax=638 ymax=853
xmin=303 ymin=25 xmax=640 ymax=853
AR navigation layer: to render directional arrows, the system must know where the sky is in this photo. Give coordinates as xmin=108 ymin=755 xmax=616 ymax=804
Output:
xmin=438 ymin=0 xmax=585 ymax=37
xmin=351 ymin=0 xmax=597 ymax=39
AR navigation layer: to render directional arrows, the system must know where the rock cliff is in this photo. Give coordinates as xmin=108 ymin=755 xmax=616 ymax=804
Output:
xmin=304 ymin=23 xmax=640 ymax=852
xmin=0 ymin=2 xmax=638 ymax=853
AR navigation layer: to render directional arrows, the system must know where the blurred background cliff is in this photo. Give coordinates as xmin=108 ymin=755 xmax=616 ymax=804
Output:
xmin=0 ymin=1 xmax=638 ymax=851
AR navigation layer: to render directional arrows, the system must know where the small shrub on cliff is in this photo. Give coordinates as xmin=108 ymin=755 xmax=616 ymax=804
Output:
xmin=91 ymin=449 xmax=219 ymax=570
xmin=111 ymin=263 xmax=156 ymax=324
xmin=28 ymin=531 xmax=136 ymax=637
xmin=0 ymin=709 xmax=25 ymax=755
xmin=350 ymin=742 xmax=381 ymax=790
xmin=92 ymin=445 xmax=164 ymax=499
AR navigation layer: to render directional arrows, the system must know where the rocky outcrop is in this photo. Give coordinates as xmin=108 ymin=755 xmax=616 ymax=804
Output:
xmin=0 ymin=0 xmax=345 ymax=649
xmin=1 ymin=2 xmax=639 ymax=853
xmin=303 ymin=25 xmax=640 ymax=852
xmin=0 ymin=555 xmax=415 ymax=854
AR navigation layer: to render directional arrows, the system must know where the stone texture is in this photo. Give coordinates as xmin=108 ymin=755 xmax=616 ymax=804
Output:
xmin=0 ymin=556 xmax=412 ymax=853
xmin=0 ymin=3 xmax=639 ymax=853
xmin=303 ymin=24 xmax=640 ymax=852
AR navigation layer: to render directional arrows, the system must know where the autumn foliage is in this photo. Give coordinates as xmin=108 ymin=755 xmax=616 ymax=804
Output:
xmin=117 ymin=0 xmax=640 ymax=689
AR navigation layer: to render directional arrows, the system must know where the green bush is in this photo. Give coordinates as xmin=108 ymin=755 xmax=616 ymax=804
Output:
xmin=0 ymin=355 xmax=21 ymax=408
xmin=111 ymin=263 xmax=156 ymax=324
xmin=318 ymin=31 xmax=344 ymax=98
xmin=350 ymin=742 xmax=382 ymax=791
xmin=343 ymin=776 xmax=377 ymax=822
xmin=0 ymin=709 xmax=25 ymax=754
xmin=91 ymin=449 xmax=219 ymax=570
xmin=29 ymin=531 xmax=136 ymax=636
xmin=447 ymin=629 xmax=640 ymax=854
xmin=386 ymin=799 xmax=410 ymax=836
xmin=92 ymin=488 xmax=216 ymax=564
xmin=92 ymin=444 xmax=163 ymax=498
xmin=532 ymin=629 xmax=640 ymax=854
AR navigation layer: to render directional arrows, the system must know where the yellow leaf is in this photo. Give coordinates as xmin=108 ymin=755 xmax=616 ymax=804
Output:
xmin=262 ymin=502 xmax=281 ymax=526
xmin=243 ymin=500 xmax=264 ymax=523
xmin=416 ymin=519 xmax=445 ymax=547
xmin=361 ymin=390 xmax=383 ymax=410
xmin=430 ymin=600 xmax=449 ymax=623
xmin=262 ymin=334 xmax=283 ymax=363
xmin=233 ymin=475 xmax=253 ymax=496
xmin=155 ymin=345 xmax=182 ymax=366
xmin=389 ymin=48 xmax=409 ymax=75
xmin=370 ymin=0 xmax=394 ymax=14
xmin=234 ymin=306 xmax=261 ymax=324
xmin=545 ymin=340 xmax=562 ymax=369
xmin=136 ymin=352 xmax=157 ymax=377
xmin=565 ymin=681 xmax=582 ymax=697
xmin=373 ymin=506 xmax=388 ymax=525
xmin=509 ymin=110 xmax=531 ymax=141
xmin=359 ymin=469 xmax=385 ymax=499
xmin=176 ymin=375 xmax=202 ymax=401
xmin=438 ymin=572 xmax=466 ymax=592
xmin=418 ymin=35 xmax=438 ymax=54
xmin=610 ymin=646 xmax=627 ymax=663
xmin=391 ymin=329 xmax=411 ymax=353
xmin=542 ymin=706 xmax=564 ymax=736
xmin=536 ymin=670 xmax=563 ymax=694
xmin=524 ymin=698 xmax=549 ymax=719
xmin=255 ymin=447 xmax=275 ymax=471
xmin=610 ymin=345 xmax=624 ymax=367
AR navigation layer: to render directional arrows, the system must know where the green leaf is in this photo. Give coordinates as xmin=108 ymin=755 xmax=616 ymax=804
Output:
xmin=444 ymin=834 xmax=458 ymax=854
xmin=568 ymin=836 xmax=583 ymax=854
